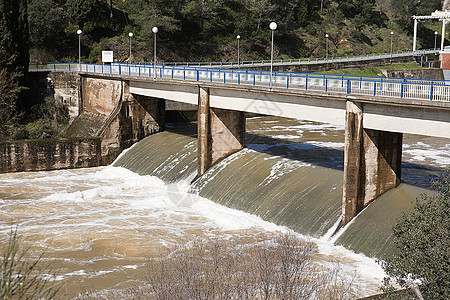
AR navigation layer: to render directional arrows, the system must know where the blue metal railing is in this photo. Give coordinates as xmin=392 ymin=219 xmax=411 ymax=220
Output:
xmin=29 ymin=62 xmax=450 ymax=102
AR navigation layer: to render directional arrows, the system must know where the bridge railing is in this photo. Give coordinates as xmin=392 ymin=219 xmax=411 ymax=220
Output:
xmin=153 ymin=49 xmax=438 ymax=68
xmin=30 ymin=62 xmax=450 ymax=102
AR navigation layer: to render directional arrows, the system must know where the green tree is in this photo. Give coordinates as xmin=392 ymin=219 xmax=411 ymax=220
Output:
xmin=28 ymin=0 xmax=67 ymax=50
xmin=182 ymin=0 xmax=219 ymax=31
xmin=244 ymin=0 xmax=275 ymax=33
xmin=390 ymin=0 xmax=442 ymax=28
xmin=66 ymin=0 xmax=96 ymax=30
xmin=338 ymin=0 xmax=376 ymax=21
xmin=127 ymin=0 xmax=183 ymax=35
xmin=380 ymin=169 xmax=450 ymax=299
xmin=0 ymin=0 xmax=29 ymax=74
xmin=0 ymin=70 xmax=22 ymax=139
xmin=0 ymin=0 xmax=29 ymax=138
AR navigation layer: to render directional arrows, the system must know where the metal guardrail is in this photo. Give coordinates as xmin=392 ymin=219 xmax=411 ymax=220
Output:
xmin=147 ymin=49 xmax=438 ymax=68
xmin=30 ymin=62 xmax=450 ymax=102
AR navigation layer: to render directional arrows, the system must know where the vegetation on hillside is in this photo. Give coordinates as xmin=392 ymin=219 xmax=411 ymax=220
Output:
xmin=26 ymin=0 xmax=444 ymax=64
xmin=379 ymin=168 xmax=450 ymax=299
xmin=0 ymin=0 xmax=29 ymax=139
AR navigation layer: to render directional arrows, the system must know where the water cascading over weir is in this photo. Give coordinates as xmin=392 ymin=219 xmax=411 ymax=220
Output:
xmin=112 ymin=119 xmax=429 ymax=258
xmin=58 ymin=72 xmax=447 ymax=258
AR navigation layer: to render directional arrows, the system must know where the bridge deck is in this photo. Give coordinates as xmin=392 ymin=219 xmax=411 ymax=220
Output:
xmin=32 ymin=62 xmax=450 ymax=138
xmin=32 ymin=60 xmax=449 ymax=103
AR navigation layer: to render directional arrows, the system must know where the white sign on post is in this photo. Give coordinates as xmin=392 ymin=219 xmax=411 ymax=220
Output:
xmin=102 ymin=51 xmax=114 ymax=63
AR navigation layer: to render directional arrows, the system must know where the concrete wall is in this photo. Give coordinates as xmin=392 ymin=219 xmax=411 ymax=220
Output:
xmin=74 ymin=75 xmax=166 ymax=164
xmin=120 ymin=84 xmax=165 ymax=149
xmin=382 ymin=68 xmax=444 ymax=80
xmin=81 ymin=76 xmax=122 ymax=116
xmin=253 ymin=56 xmax=418 ymax=73
xmin=0 ymin=138 xmax=101 ymax=174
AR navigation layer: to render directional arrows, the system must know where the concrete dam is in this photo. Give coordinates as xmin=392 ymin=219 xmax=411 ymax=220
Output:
xmin=19 ymin=70 xmax=450 ymax=258
xmin=112 ymin=116 xmax=445 ymax=258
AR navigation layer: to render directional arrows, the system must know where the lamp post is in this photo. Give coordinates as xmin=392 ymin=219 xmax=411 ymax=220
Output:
xmin=325 ymin=33 xmax=329 ymax=61
xmin=77 ymin=29 xmax=82 ymax=69
xmin=269 ymin=22 xmax=277 ymax=89
xmin=129 ymin=32 xmax=133 ymax=64
xmin=434 ymin=31 xmax=438 ymax=50
xmin=237 ymin=35 xmax=241 ymax=68
xmin=390 ymin=31 xmax=394 ymax=63
xmin=152 ymin=26 xmax=158 ymax=78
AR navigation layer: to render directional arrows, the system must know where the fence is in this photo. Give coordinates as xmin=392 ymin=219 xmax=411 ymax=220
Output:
xmin=30 ymin=61 xmax=450 ymax=102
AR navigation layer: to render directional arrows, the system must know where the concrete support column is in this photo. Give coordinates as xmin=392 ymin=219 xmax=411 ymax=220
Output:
xmin=121 ymin=81 xmax=165 ymax=148
xmin=198 ymin=87 xmax=212 ymax=176
xmin=363 ymin=129 xmax=402 ymax=203
xmin=342 ymin=100 xmax=402 ymax=226
xmin=197 ymin=87 xmax=245 ymax=176
xmin=131 ymin=96 xmax=165 ymax=139
xmin=342 ymin=101 xmax=365 ymax=225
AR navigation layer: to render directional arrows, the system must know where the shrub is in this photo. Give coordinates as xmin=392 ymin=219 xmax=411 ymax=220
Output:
xmin=0 ymin=228 xmax=59 ymax=299
xmin=379 ymin=169 xmax=450 ymax=299
xmin=110 ymin=232 xmax=358 ymax=300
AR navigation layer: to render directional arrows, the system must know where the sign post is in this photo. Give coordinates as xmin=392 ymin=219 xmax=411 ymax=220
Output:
xmin=102 ymin=51 xmax=114 ymax=64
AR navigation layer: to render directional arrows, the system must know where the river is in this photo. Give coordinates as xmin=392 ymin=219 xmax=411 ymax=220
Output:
xmin=0 ymin=116 xmax=448 ymax=298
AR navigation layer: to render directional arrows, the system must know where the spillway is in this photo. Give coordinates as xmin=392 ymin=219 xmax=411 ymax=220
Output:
xmin=114 ymin=116 xmax=448 ymax=257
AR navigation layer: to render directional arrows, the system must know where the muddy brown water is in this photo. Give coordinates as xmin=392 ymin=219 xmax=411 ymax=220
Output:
xmin=1 ymin=116 xmax=448 ymax=298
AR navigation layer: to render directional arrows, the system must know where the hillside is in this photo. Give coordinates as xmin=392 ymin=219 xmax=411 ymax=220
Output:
xmin=28 ymin=0 xmax=444 ymax=64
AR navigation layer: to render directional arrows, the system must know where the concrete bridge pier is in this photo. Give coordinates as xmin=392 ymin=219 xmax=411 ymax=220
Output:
xmin=121 ymin=81 xmax=165 ymax=149
xmin=124 ymin=95 xmax=165 ymax=144
xmin=342 ymin=100 xmax=402 ymax=226
xmin=197 ymin=87 xmax=245 ymax=176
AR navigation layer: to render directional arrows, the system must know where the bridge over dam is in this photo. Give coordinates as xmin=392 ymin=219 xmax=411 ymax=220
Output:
xmin=33 ymin=63 xmax=450 ymax=229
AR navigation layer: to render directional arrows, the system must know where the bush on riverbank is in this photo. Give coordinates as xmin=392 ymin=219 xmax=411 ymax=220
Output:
xmin=103 ymin=233 xmax=358 ymax=300
xmin=379 ymin=168 xmax=450 ymax=299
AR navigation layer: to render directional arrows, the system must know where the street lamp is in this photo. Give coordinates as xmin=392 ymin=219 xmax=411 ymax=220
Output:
xmin=325 ymin=34 xmax=329 ymax=61
xmin=77 ymin=29 xmax=82 ymax=68
xmin=237 ymin=35 xmax=241 ymax=68
xmin=269 ymin=22 xmax=277 ymax=89
xmin=434 ymin=31 xmax=438 ymax=50
xmin=390 ymin=31 xmax=394 ymax=63
xmin=129 ymin=32 xmax=133 ymax=64
xmin=152 ymin=26 xmax=158 ymax=78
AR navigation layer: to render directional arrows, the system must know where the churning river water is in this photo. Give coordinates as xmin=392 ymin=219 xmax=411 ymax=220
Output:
xmin=0 ymin=117 xmax=449 ymax=298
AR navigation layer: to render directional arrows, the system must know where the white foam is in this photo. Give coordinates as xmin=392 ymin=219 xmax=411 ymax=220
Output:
xmin=268 ymin=134 xmax=303 ymax=139
xmin=306 ymin=141 xmax=345 ymax=149
xmin=259 ymin=158 xmax=310 ymax=186
xmin=65 ymin=270 xmax=87 ymax=276
xmin=1 ymin=164 xmax=385 ymax=296
xmin=191 ymin=196 xmax=285 ymax=232
xmin=403 ymin=148 xmax=450 ymax=165
xmin=188 ymin=195 xmax=386 ymax=293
